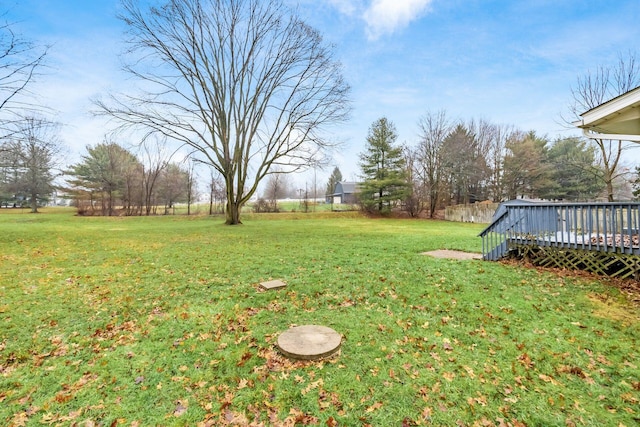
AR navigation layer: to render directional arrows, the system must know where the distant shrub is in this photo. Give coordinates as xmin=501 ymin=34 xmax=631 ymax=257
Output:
xmin=252 ymin=198 xmax=278 ymax=213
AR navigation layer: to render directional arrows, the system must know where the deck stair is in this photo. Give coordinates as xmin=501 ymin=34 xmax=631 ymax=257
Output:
xmin=479 ymin=201 xmax=640 ymax=279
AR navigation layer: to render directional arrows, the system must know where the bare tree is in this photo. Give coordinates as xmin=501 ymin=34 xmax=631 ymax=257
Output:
xmin=96 ymin=0 xmax=350 ymax=224
xmin=0 ymin=13 xmax=48 ymax=136
xmin=415 ymin=111 xmax=452 ymax=217
xmin=465 ymin=118 xmax=494 ymax=202
xmin=185 ymin=159 xmax=198 ymax=215
xmin=120 ymin=148 xmax=144 ymax=215
xmin=137 ymin=135 xmax=170 ymax=215
xmin=402 ymin=144 xmax=424 ymax=217
xmin=612 ymin=50 xmax=640 ymax=94
xmin=263 ymin=170 xmax=290 ymax=212
xmin=156 ymin=162 xmax=189 ymax=214
xmin=208 ymin=168 xmax=225 ymax=215
xmin=569 ymin=51 xmax=640 ymax=201
xmin=485 ymin=124 xmax=517 ymax=202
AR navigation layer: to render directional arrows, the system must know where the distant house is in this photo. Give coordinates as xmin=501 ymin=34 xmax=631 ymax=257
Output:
xmin=327 ymin=181 xmax=360 ymax=204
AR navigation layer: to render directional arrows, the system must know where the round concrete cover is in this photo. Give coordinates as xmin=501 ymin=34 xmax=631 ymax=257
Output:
xmin=277 ymin=325 xmax=342 ymax=360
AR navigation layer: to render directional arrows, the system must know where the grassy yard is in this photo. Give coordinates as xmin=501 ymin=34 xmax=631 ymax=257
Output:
xmin=167 ymin=200 xmax=337 ymax=216
xmin=1 ymin=209 xmax=638 ymax=426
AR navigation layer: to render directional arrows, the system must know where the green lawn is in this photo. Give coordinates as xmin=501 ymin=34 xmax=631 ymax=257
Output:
xmin=1 ymin=209 xmax=638 ymax=426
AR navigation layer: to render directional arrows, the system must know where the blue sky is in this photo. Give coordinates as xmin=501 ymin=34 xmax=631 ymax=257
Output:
xmin=5 ymin=0 xmax=640 ymax=185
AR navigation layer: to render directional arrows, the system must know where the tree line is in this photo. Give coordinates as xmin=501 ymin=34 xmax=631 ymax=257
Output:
xmin=65 ymin=142 xmax=204 ymax=216
xmin=349 ymin=115 xmax=610 ymax=217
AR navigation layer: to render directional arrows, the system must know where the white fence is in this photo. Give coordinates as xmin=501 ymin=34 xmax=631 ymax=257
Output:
xmin=445 ymin=203 xmax=499 ymax=224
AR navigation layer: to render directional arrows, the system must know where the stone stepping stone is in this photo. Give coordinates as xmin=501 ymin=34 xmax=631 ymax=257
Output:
xmin=259 ymin=279 xmax=287 ymax=290
xmin=277 ymin=325 xmax=342 ymax=361
xmin=421 ymin=249 xmax=482 ymax=260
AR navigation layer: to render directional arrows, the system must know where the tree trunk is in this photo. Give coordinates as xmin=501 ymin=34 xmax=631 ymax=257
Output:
xmin=606 ymin=177 xmax=615 ymax=202
xmin=429 ymin=190 xmax=437 ymax=219
xmin=605 ymin=139 xmax=622 ymax=202
xmin=225 ymin=199 xmax=242 ymax=225
xmin=30 ymin=192 xmax=38 ymax=213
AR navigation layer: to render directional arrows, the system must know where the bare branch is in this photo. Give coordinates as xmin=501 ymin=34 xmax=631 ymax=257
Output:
xmin=0 ymin=14 xmax=49 ymax=134
xmin=96 ymin=0 xmax=350 ymax=223
xmin=568 ymin=51 xmax=640 ymax=201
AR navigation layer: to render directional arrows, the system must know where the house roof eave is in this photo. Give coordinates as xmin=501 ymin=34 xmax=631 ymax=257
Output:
xmin=574 ymin=86 xmax=640 ymax=142
xmin=579 ymin=128 xmax=640 ymax=142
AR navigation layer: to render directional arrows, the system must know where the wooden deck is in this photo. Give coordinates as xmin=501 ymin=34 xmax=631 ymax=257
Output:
xmin=479 ymin=201 xmax=640 ymax=279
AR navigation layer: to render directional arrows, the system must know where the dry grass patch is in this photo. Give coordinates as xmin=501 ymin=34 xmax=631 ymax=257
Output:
xmin=588 ymin=292 xmax=640 ymax=325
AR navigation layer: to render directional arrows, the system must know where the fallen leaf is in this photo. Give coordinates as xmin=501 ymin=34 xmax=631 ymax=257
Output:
xmin=463 ymin=366 xmax=475 ymax=379
xmin=518 ymin=353 xmax=534 ymax=369
xmin=443 ymin=372 xmax=455 ymax=382
xmin=422 ymin=406 xmax=433 ymax=420
xmin=539 ymin=374 xmax=561 ymax=385
xmin=10 ymin=412 xmax=28 ymax=427
xmin=402 ymin=417 xmax=417 ymax=426
xmin=237 ymin=351 xmax=253 ymax=367
xmin=366 ymin=402 xmax=383 ymax=413
xmin=174 ymin=400 xmax=188 ymax=417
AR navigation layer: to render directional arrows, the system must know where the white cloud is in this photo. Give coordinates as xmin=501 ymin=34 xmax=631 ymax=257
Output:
xmin=325 ymin=0 xmax=363 ymax=16
xmin=363 ymin=0 xmax=433 ymax=40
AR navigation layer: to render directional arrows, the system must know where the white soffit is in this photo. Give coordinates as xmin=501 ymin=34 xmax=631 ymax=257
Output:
xmin=574 ymin=86 xmax=640 ymax=141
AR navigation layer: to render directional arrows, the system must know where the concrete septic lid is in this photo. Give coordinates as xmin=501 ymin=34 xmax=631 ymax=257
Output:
xmin=277 ymin=325 xmax=342 ymax=361
xmin=259 ymin=279 xmax=287 ymax=290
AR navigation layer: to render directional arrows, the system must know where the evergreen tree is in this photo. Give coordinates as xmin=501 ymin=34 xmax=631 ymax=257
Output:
xmin=358 ymin=117 xmax=409 ymax=213
xmin=0 ymin=116 xmax=63 ymax=212
xmin=543 ymin=137 xmax=604 ymax=201
xmin=503 ymin=131 xmax=551 ymax=200
xmin=439 ymin=124 xmax=489 ymax=204
xmin=66 ymin=143 xmax=141 ymax=216
xmin=325 ymin=166 xmax=342 ymax=197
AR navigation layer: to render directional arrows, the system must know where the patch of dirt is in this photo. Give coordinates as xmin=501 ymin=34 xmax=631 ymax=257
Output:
xmin=421 ymin=249 xmax=482 ymax=260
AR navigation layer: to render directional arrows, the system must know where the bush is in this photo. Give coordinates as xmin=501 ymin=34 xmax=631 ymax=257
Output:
xmin=252 ymin=198 xmax=278 ymax=213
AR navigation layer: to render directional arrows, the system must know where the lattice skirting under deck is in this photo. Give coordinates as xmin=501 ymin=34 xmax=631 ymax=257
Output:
xmin=509 ymin=244 xmax=640 ymax=280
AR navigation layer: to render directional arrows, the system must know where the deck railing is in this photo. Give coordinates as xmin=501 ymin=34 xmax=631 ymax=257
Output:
xmin=479 ymin=202 xmax=640 ymax=260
